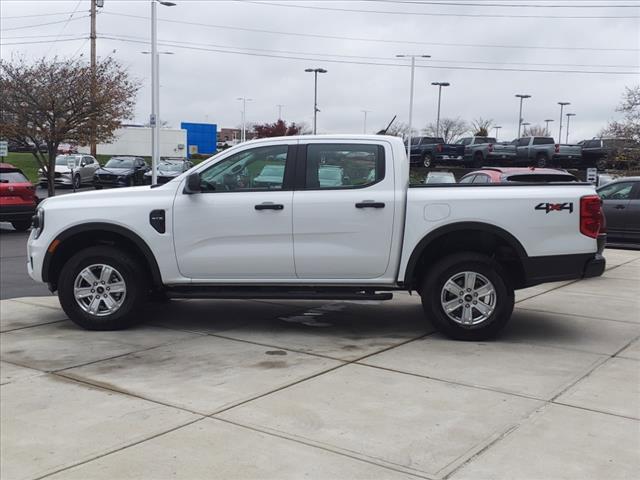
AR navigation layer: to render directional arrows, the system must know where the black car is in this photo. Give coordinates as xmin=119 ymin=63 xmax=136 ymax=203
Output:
xmin=94 ymin=156 xmax=149 ymax=189
xmin=144 ymin=159 xmax=192 ymax=184
xmin=597 ymin=177 xmax=640 ymax=246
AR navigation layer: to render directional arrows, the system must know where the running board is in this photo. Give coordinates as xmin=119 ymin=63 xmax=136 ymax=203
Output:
xmin=165 ymin=286 xmax=393 ymax=301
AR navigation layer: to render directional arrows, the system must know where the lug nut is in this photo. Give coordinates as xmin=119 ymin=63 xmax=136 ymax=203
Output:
xmin=467 ymin=288 xmax=471 ymax=292
xmin=458 ymin=299 xmax=463 ymax=303
xmin=474 ymin=292 xmax=478 ymax=297
xmin=473 ymin=301 xmax=477 ymax=305
xmin=91 ymin=289 xmax=95 ymax=293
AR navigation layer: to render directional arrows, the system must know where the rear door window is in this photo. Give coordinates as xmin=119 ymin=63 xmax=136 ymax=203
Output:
xmin=459 ymin=175 xmax=475 ymax=183
xmin=472 ymin=174 xmax=490 ymax=183
xmin=303 ymin=144 xmax=384 ymax=190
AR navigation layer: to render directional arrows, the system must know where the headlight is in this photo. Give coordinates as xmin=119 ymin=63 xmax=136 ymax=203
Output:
xmin=32 ymin=208 xmax=45 ymax=239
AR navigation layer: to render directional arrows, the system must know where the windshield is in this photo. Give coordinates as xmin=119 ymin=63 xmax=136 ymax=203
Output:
xmin=105 ymin=158 xmax=135 ymax=169
xmin=55 ymin=155 xmax=81 ymax=166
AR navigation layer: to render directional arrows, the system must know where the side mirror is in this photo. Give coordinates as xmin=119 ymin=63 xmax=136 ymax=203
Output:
xmin=183 ymin=172 xmax=202 ymax=194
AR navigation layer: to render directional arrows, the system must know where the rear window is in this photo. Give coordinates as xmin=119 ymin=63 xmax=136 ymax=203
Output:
xmin=506 ymin=174 xmax=577 ymax=183
xmin=421 ymin=137 xmax=444 ymax=145
xmin=473 ymin=137 xmax=496 ymax=144
xmin=532 ymin=137 xmax=555 ymax=145
xmin=0 ymin=170 xmax=29 ymax=183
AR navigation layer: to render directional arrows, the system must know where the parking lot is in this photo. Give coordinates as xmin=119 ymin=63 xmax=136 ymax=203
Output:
xmin=0 ymin=247 xmax=638 ymax=480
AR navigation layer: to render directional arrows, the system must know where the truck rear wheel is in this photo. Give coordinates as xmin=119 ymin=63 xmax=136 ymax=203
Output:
xmin=419 ymin=253 xmax=514 ymax=340
xmin=536 ymin=154 xmax=547 ymax=168
xmin=57 ymin=246 xmax=147 ymax=330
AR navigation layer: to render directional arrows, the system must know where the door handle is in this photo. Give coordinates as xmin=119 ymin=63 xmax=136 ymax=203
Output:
xmin=355 ymin=201 xmax=385 ymax=209
xmin=615 ymin=204 xmax=626 ymax=209
xmin=255 ymin=203 xmax=284 ymax=211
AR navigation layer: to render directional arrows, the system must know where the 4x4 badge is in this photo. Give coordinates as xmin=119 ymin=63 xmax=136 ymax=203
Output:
xmin=535 ymin=202 xmax=574 ymax=214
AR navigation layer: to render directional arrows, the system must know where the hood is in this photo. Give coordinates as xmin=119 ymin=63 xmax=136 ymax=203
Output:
xmin=145 ymin=169 xmax=180 ymax=177
xmin=96 ymin=167 xmax=134 ymax=175
xmin=54 ymin=164 xmax=76 ymax=174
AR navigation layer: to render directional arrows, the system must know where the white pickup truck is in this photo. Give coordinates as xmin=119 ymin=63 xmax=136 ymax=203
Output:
xmin=27 ymin=135 xmax=606 ymax=340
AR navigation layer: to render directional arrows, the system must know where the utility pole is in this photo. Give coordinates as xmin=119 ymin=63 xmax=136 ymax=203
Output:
xmin=90 ymin=0 xmax=98 ymax=157
xmin=396 ymin=54 xmax=430 ymax=159
xmin=558 ymin=102 xmax=570 ymax=143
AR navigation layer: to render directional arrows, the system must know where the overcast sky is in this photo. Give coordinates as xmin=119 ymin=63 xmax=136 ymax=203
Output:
xmin=2 ymin=0 xmax=639 ymax=142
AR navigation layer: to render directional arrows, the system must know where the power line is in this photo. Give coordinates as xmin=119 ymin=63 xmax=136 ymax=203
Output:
xmin=1 ymin=15 xmax=91 ymax=31
xmin=360 ymin=0 xmax=640 ymax=8
xmin=1 ymin=33 xmax=87 ymax=40
xmin=243 ymin=1 xmax=640 ymax=18
xmin=2 ymin=37 xmax=88 ymax=46
xmin=100 ymin=35 xmax=639 ymax=75
xmin=45 ymin=0 xmax=84 ymax=57
xmin=102 ymin=32 xmax=640 ymax=70
xmin=0 ymin=11 xmax=79 ymax=19
xmin=101 ymin=12 xmax=639 ymax=52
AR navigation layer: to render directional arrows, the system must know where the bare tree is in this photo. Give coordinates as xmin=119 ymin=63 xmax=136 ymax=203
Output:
xmin=423 ymin=117 xmax=468 ymax=143
xmin=0 ymin=56 xmax=139 ymax=196
xmin=523 ymin=124 xmax=547 ymax=137
xmin=600 ymin=85 xmax=640 ymax=142
xmin=383 ymin=121 xmax=417 ymax=139
xmin=471 ymin=117 xmax=494 ymax=137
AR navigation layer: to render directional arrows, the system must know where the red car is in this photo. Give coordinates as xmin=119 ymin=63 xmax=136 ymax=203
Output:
xmin=0 ymin=163 xmax=38 ymax=231
xmin=459 ymin=167 xmax=578 ymax=184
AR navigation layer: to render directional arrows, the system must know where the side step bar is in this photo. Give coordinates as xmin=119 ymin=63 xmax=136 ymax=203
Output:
xmin=165 ymin=286 xmax=393 ymax=301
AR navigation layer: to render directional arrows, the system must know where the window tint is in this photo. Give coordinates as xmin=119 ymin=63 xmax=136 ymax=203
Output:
xmin=459 ymin=175 xmax=475 ymax=183
xmin=305 ymin=144 xmax=383 ymax=190
xmin=0 ymin=170 xmax=29 ymax=183
xmin=199 ymin=145 xmax=288 ymax=192
xmin=532 ymin=137 xmax=554 ymax=145
xmin=598 ymin=182 xmax=634 ymax=200
xmin=516 ymin=138 xmax=529 ymax=147
xmin=472 ymin=174 xmax=490 ymax=183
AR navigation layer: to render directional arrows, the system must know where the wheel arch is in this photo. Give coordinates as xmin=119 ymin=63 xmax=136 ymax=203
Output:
xmin=403 ymin=222 xmax=528 ymax=291
xmin=42 ymin=222 xmax=163 ymax=291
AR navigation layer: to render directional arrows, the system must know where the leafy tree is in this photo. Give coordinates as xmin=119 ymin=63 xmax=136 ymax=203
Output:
xmin=471 ymin=117 xmax=493 ymax=137
xmin=423 ymin=117 xmax=468 ymax=143
xmin=600 ymin=85 xmax=640 ymax=142
xmin=251 ymin=119 xmax=309 ymax=138
xmin=0 ymin=56 xmax=139 ymax=196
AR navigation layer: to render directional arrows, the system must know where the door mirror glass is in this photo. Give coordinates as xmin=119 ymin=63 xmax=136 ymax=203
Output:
xmin=184 ymin=172 xmax=202 ymax=194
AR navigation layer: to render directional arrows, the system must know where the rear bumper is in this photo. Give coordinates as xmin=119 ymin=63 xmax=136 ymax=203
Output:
xmin=0 ymin=204 xmax=36 ymax=222
xmin=523 ymin=234 xmax=606 ymax=287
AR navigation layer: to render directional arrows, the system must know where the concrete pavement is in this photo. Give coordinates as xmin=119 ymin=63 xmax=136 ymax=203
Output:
xmin=0 ymin=248 xmax=638 ymax=479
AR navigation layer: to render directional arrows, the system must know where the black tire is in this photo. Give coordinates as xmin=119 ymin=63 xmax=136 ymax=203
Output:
xmin=94 ymin=185 xmax=103 ymax=190
xmin=73 ymin=174 xmax=81 ymax=189
xmin=473 ymin=152 xmax=484 ymax=168
xmin=11 ymin=220 xmax=31 ymax=232
xmin=419 ymin=252 xmax=514 ymax=341
xmin=57 ymin=246 xmax=148 ymax=330
xmin=423 ymin=154 xmax=433 ymax=168
xmin=536 ymin=154 xmax=547 ymax=168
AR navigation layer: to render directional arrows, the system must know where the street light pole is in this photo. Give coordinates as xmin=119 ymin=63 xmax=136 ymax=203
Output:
xmin=150 ymin=0 xmax=175 ymax=186
xmin=493 ymin=125 xmax=502 ymax=140
xmin=304 ymin=68 xmax=327 ymax=134
xmin=544 ymin=119 xmax=554 ymax=136
xmin=565 ymin=113 xmax=576 ymax=144
xmin=431 ymin=82 xmax=450 ymax=137
xmin=277 ymin=104 xmax=284 ymax=120
xmin=396 ymin=54 xmax=430 ymax=159
xmin=237 ymin=97 xmax=253 ymax=142
xmin=515 ymin=94 xmax=531 ymax=138
xmin=361 ymin=110 xmax=371 ymax=134
xmin=558 ymin=102 xmax=570 ymax=143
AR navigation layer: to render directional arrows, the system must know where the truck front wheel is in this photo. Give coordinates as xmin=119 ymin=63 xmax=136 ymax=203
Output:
xmin=419 ymin=253 xmax=514 ymax=340
xmin=57 ymin=246 xmax=148 ymax=330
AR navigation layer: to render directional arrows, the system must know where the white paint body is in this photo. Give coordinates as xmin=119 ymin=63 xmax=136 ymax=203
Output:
xmin=28 ymin=135 xmax=599 ymax=287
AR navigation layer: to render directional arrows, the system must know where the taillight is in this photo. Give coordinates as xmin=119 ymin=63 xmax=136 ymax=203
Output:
xmin=488 ymin=143 xmax=494 ymax=153
xmin=580 ymin=195 xmax=603 ymax=238
xmin=436 ymin=144 xmax=443 ymax=152
xmin=554 ymin=144 xmax=560 ymax=154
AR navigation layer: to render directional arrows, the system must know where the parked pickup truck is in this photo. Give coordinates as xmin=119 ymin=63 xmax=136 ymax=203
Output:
xmin=514 ymin=137 xmax=582 ymax=167
xmin=578 ymin=138 xmax=640 ymax=170
xmin=27 ymin=135 xmax=606 ymax=340
xmin=457 ymin=137 xmax=516 ymax=166
xmin=407 ymin=136 xmax=466 ymax=168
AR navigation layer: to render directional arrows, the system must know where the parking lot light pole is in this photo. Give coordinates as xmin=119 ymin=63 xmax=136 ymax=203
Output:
xmin=277 ymin=104 xmax=285 ymax=120
xmin=150 ymin=0 xmax=176 ymax=186
xmin=565 ymin=113 xmax=576 ymax=144
xmin=431 ymin=82 xmax=450 ymax=137
xmin=558 ymin=102 xmax=570 ymax=143
xmin=544 ymin=119 xmax=554 ymax=136
xmin=237 ymin=97 xmax=253 ymax=142
xmin=493 ymin=125 xmax=502 ymax=140
xmin=396 ymin=54 xmax=430 ymax=159
xmin=361 ymin=110 xmax=371 ymax=134
xmin=515 ymin=94 xmax=531 ymax=139
xmin=305 ymin=68 xmax=327 ymax=134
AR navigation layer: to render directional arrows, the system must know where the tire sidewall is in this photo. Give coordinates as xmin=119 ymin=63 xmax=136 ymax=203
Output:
xmin=58 ymin=247 xmax=145 ymax=330
xmin=421 ymin=255 xmax=514 ymax=340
